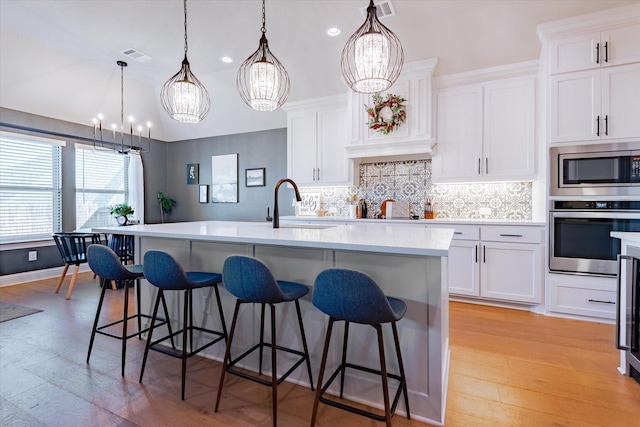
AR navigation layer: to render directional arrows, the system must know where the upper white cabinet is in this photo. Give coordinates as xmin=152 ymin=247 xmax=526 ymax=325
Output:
xmin=345 ymin=59 xmax=438 ymax=160
xmin=433 ymin=73 xmax=536 ymax=182
xmin=548 ymin=63 xmax=640 ymax=143
xmin=540 ymin=4 xmax=640 ymax=144
xmin=547 ymin=23 xmax=640 ymax=75
xmin=286 ymin=95 xmax=354 ymax=186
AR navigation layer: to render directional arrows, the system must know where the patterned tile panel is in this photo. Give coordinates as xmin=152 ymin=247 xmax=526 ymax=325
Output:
xmin=300 ymin=159 xmax=532 ymax=220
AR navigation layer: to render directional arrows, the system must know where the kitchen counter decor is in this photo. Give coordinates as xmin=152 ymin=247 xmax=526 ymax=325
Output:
xmin=366 ymin=92 xmax=406 ymax=135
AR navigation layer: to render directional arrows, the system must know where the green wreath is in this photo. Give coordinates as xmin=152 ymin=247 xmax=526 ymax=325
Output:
xmin=365 ymin=93 xmax=407 ymax=135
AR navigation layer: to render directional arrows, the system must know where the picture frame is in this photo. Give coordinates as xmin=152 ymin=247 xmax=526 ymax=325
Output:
xmin=211 ymin=153 xmax=238 ymax=203
xmin=187 ymin=163 xmax=199 ymax=185
xmin=245 ymin=168 xmax=266 ymax=187
xmin=298 ymin=192 xmax=321 ymax=216
xmin=198 ymin=184 xmax=209 ymax=203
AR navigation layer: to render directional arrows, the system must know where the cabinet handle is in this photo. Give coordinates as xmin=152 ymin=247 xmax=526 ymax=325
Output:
xmin=605 ymin=115 xmax=608 ymax=136
xmin=604 ymin=41 xmax=608 ymax=63
xmin=475 ymin=244 xmax=478 ymax=263
xmin=317 ymin=168 xmax=320 ymax=181
xmin=483 ymin=245 xmax=486 ymax=263
xmin=485 ymin=158 xmax=489 ymax=174
xmin=499 ymin=233 xmax=523 ymax=238
xmin=596 ymin=115 xmax=600 ymax=136
xmin=588 ymin=299 xmax=615 ymax=305
xmin=595 ymin=42 xmax=600 ymax=64
xmin=312 ymin=168 xmax=316 ymax=181
xmin=454 ymin=231 xmax=462 ymax=235
xmin=478 ymin=158 xmax=481 ymax=175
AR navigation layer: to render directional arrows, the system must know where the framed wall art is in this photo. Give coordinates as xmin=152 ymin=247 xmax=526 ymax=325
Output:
xmin=245 ymin=168 xmax=265 ymax=187
xmin=211 ymin=153 xmax=238 ymax=203
xmin=198 ymin=184 xmax=209 ymax=203
xmin=187 ymin=163 xmax=199 ymax=185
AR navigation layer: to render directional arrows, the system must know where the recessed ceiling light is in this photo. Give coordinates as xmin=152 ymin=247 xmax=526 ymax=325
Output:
xmin=221 ymin=56 xmax=233 ymax=63
xmin=327 ymin=27 xmax=341 ymax=36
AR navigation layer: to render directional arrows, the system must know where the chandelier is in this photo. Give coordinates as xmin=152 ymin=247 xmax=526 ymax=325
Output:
xmin=236 ymin=0 xmax=290 ymax=112
xmin=161 ymin=0 xmax=210 ymax=123
xmin=93 ymin=60 xmax=151 ymax=153
xmin=341 ymin=0 xmax=404 ymax=94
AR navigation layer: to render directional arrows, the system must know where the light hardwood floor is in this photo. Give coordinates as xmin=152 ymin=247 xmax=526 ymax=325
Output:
xmin=1 ymin=273 xmax=639 ymax=426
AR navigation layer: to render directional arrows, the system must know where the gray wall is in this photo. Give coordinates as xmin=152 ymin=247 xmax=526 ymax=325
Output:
xmin=164 ymin=128 xmax=295 ymax=223
xmin=0 ymin=108 xmax=291 ymax=276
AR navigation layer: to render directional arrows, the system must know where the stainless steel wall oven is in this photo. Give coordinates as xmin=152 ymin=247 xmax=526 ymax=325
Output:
xmin=549 ymin=201 xmax=640 ymax=276
xmin=617 ymin=246 xmax=640 ymax=385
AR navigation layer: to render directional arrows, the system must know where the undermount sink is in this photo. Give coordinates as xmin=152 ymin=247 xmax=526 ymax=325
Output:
xmin=273 ymin=223 xmax=336 ymax=230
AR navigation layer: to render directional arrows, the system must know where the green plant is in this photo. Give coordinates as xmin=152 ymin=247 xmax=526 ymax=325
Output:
xmin=109 ymin=203 xmax=134 ymax=217
xmin=157 ymin=191 xmax=176 ymax=223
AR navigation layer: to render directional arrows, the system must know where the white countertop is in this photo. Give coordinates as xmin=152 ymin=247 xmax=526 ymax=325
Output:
xmin=611 ymin=232 xmax=640 ymax=245
xmin=94 ymin=220 xmax=454 ymax=257
xmin=281 ymin=216 xmax=546 ymax=227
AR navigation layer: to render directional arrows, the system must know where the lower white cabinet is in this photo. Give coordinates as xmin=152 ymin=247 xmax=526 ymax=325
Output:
xmin=548 ymin=273 xmax=617 ymax=320
xmin=445 ymin=225 xmax=544 ymax=305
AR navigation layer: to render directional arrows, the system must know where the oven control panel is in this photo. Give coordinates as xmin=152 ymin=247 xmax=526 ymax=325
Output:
xmin=553 ymin=200 xmax=640 ymax=210
xmin=632 ymin=156 xmax=640 ymax=183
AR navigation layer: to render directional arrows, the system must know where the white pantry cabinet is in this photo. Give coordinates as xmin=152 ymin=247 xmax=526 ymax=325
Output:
xmin=433 ymin=75 xmax=536 ymax=182
xmin=286 ymin=95 xmax=354 ymax=186
xmin=548 ymin=62 xmax=640 ymax=143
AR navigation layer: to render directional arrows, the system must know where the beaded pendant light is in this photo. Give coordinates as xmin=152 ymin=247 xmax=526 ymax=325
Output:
xmin=236 ymin=0 xmax=290 ymax=112
xmin=341 ymin=0 xmax=404 ymax=94
xmin=160 ymin=0 xmax=210 ymax=123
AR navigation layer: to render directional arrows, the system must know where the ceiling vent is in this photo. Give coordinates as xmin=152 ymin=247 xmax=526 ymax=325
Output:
xmin=120 ymin=48 xmax=153 ymax=63
xmin=360 ymin=0 xmax=395 ymax=19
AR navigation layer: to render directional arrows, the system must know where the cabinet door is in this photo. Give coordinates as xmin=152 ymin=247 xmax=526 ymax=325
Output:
xmin=316 ymin=106 xmax=351 ymax=185
xmin=447 ymin=240 xmax=480 ymax=297
xmin=433 ymin=85 xmax=483 ymax=181
xmin=287 ymin=111 xmax=317 ymax=185
xmin=601 ymin=23 xmax=640 ymax=68
xmin=481 ymin=241 xmax=542 ymax=304
xmin=601 ymin=63 xmax=640 ymax=140
xmin=548 ymin=70 xmax=601 ymax=143
xmin=483 ymin=77 xmax=536 ymax=179
xmin=548 ymin=32 xmax=601 ymax=74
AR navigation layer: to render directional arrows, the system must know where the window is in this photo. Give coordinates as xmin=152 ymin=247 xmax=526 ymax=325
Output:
xmin=0 ymin=131 xmax=63 ymax=243
xmin=75 ymin=145 xmax=129 ymax=229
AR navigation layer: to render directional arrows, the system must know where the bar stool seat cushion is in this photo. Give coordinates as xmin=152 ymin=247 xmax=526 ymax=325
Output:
xmin=313 ymin=268 xmax=406 ymax=325
xmin=143 ymin=250 xmax=222 ymax=290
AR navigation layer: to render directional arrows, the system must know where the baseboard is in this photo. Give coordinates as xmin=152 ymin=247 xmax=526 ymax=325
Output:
xmin=0 ymin=265 xmax=92 ymax=287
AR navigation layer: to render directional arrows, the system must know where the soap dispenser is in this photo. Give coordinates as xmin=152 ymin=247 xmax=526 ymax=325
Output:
xmin=424 ymin=199 xmax=434 ymax=219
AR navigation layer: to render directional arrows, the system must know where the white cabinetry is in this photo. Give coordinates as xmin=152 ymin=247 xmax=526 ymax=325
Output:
xmin=433 ymin=74 xmax=536 ymax=182
xmin=548 ymin=273 xmax=617 ymax=320
xmin=541 ymin=12 xmax=640 ymax=144
xmin=345 ymin=59 xmax=438 ymax=160
xmin=548 ymin=63 xmax=640 ymax=143
xmin=286 ymin=95 xmax=353 ymax=186
xmin=435 ymin=224 xmax=544 ymax=304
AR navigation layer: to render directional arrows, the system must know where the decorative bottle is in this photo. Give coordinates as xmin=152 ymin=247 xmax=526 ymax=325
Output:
xmin=424 ymin=199 xmax=434 ymax=219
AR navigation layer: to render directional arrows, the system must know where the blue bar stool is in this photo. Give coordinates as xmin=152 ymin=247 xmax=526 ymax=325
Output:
xmin=214 ymin=255 xmax=314 ymax=427
xmin=140 ymin=250 xmax=228 ymax=400
xmin=86 ymin=244 xmax=173 ymax=377
xmin=311 ymin=268 xmax=410 ymax=426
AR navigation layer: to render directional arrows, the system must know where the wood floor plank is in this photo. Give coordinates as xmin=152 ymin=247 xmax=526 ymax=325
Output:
xmin=1 ymin=274 xmax=639 ymax=426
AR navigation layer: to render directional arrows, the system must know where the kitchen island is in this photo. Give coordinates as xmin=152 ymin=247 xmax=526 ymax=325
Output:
xmin=94 ymin=221 xmax=454 ymax=426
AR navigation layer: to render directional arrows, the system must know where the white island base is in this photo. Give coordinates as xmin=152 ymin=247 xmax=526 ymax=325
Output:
xmin=96 ymin=221 xmax=452 ymax=425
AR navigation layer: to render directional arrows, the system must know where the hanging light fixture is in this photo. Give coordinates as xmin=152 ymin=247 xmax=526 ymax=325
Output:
xmin=161 ymin=0 xmax=210 ymax=123
xmin=92 ymin=61 xmax=151 ymax=154
xmin=341 ymin=0 xmax=404 ymax=94
xmin=236 ymin=0 xmax=290 ymax=112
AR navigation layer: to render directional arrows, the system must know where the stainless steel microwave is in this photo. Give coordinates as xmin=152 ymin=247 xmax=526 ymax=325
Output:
xmin=550 ymin=142 xmax=640 ymax=197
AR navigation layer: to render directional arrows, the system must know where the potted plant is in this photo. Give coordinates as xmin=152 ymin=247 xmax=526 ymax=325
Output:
xmin=109 ymin=203 xmax=134 ymax=226
xmin=157 ymin=191 xmax=176 ymax=224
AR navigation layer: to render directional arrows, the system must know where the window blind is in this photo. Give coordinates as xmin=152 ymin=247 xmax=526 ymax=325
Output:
xmin=75 ymin=146 xmax=129 ymax=229
xmin=0 ymin=134 xmax=62 ymax=243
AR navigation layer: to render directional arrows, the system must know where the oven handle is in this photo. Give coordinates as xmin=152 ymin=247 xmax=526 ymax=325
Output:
xmin=616 ymin=254 xmax=631 ymax=351
xmin=551 ymin=211 xmax=640 ymax=220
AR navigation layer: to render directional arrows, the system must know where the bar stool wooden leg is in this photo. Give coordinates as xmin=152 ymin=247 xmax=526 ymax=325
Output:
xmin=65 ymin=265 xmax=80 ymax=300
xmin=54 ymin=264 xmax=70 ymax=294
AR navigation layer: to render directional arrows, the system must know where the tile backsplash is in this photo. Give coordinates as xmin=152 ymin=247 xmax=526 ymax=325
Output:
xmin=300 ymin=159 xmax=532 ymax=220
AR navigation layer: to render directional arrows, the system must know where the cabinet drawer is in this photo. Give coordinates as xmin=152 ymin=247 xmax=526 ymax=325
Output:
xmin=429 ymin=224 xmax=480 ymax=241
xmin=481 ymin=225 xmax=543 ymax=244
xmin=549 ymin=276 xmax=616 ymax=320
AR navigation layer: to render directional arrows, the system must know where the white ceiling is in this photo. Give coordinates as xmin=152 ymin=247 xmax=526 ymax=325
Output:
xmin=0 ymin=0 xmax=636 ymax=142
